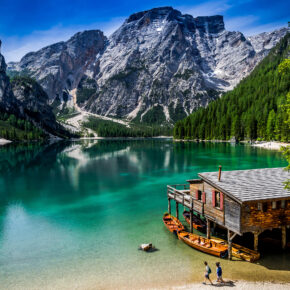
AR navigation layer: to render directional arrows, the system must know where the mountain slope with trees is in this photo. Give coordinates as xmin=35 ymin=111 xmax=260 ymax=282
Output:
xmin=174 ymin=33 xmax=290 ymax=142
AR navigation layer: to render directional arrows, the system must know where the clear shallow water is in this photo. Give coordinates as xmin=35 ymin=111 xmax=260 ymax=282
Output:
xmin=0 ymin=140 xmax=289 ymax=289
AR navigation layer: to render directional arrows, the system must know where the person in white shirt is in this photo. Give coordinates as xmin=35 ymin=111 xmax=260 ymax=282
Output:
xmin=203 ymin=261 xmax=213 ymax=285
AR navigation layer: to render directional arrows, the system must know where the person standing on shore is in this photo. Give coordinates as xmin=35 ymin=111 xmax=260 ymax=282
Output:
xmin=216 ymin=262 xmax=225 ymax=283
xmin=203 ymin=261 xmax=213 ymax=285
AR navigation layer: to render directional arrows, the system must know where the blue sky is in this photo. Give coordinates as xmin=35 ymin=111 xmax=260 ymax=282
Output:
xmin=0 ymin=0 xmax=289 ymax=62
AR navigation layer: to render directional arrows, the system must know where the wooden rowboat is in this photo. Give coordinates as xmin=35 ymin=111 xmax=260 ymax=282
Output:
xmin=183 ymin=210 xmax=206 ymax=232
xmin=163 ymin=213 xmax=184 ymax=234
xmin=210 ymin=237 xmax=260 ymax=262
xmin=178 ymin=231 xmax=228 ymax=258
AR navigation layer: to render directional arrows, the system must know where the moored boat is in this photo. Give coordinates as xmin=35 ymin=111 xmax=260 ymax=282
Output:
xmin=163 ymin=213 xmax=184 ymax=234
xmin=178 ymin=231 xmax=228 ymax=258
xmin=183 ymin=210 xmax=206 ymax=232
xmin=210 ymin=237 xmax=260 ymax=262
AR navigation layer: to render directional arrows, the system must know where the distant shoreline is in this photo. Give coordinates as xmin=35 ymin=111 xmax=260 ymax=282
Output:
xmin=173 ymin=139 xmax=289 ymax=151
xmin=1 ymin=137 xmax=289 ymax=151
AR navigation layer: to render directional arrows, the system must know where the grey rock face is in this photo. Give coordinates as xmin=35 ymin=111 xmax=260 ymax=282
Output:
xmin=84 ymin=7 xmax=287 ymax=121
xmin=9 ymin=30 xmax=107 ymax=103
xmin=11 ymin=77 xmax=61 ymax=133
xmin=8 ymin=7 xmax=288 ymax=123
xmin=0 ymin=51 xmax=17 ymax=112
xmin=0 ymin=49 xmax=70 ymax=137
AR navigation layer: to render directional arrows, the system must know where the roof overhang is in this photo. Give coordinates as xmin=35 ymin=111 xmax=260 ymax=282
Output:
xmin=198 ymin=173 xmax=243 ymax=204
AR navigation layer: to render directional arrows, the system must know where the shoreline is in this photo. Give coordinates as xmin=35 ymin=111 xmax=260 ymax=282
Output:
xmin=173 ymin=139 xmax=289 ymax=151
xmin=168 ymin=281 xmax=290 ymax=290
xmin=251 ymin=141 xmax=289 ymax=151
xmin=1 ymin=137 xmax=289 ymax=151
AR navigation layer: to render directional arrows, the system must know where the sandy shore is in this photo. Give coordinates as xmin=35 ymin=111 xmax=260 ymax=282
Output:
xmin=169 ymin=281 xmax=290 ymax=290
xmin=252 ymin=141 xmax=289 ymax=150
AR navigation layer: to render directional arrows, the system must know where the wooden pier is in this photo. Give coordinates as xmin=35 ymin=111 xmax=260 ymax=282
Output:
xmin=167 ymin=167 xmax=290 ymax=259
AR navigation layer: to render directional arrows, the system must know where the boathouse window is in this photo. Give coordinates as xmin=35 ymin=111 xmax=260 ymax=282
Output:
xmin=262 ymin=202 xmax=268 ymax=212
xmin=215 ymin=191 xmax=221 ymax=208
xmin=272 ymin=201 xmax=277 ymax=209
xmin=212 ymin=190 xmax=221 ymax=209
xmin=198 ymin=190 xmax=202 ymax=201
xmin=257 ymin=203 xmax=262 ymax=211
xmin=281 ymin=200 xmax=286 ymax=209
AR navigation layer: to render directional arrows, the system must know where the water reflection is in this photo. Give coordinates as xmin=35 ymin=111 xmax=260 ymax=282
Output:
xmin=0 ymin=140 xmax=286 ymax=209
xmin=0 ymin=140 xmax=288 ymax=289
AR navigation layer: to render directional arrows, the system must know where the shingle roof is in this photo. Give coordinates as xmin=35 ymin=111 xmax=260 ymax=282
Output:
xmin=198 ymin=167 xmax=290 ymax=203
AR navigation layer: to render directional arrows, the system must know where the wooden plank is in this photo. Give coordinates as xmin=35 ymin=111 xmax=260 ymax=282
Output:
xmin=190 ymin=210 xmax=193 ymax=233
xmin=282 ymin=226 xmax=286 ymax=250
xmin=225 ymin=195 xmax=241 ymax=233
xmin=207 ymin=219 xmax=211 ymax=239
xmin=254 ymin=232 xmax=259 ymax=251
xmin=228 ymin=229 xmax=232 ymax=260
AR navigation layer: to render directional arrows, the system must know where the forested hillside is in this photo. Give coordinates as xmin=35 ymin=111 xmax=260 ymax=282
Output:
xmin=174 ymin=33 xmax=290 ymax=142
xmin=84 ymin=116 xmax=172 ymax=137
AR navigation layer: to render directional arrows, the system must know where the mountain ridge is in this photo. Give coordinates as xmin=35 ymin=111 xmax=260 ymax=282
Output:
xmin=6 ymin=6 xmax=289 ymax=127
xmin=173 ymin=32 xmax=290 ymax=141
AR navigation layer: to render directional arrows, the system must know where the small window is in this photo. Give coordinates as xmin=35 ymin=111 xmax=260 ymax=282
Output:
xmin=257 ymin=203 xmax=262 ymax=211
xmin=272 ymin=201 xmax=276 ymax=209
xmin=281 ymin=200 xmax=286 ymax=209
xmin=198 ymin=190 xmax=202 ymax=201
xmin=263 ymin=202 xmax=268 ymax=212
xmin=215 ymin=191 xmax=220 ymax=208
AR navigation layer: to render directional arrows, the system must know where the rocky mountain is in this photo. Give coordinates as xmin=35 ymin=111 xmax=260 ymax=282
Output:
xmin=7 ymin=7 xmax=288 ymax=124
xmin=0 ymin=44 xmax=72 ymax=138
xmin=8 ymin=30 xmax=107 ymax=107
xmin=0 ymin=49 xmax=18 ymax=113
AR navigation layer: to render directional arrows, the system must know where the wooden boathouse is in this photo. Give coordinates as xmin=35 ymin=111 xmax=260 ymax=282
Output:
xmin=167 ymin=167 xmax=290 ymax=259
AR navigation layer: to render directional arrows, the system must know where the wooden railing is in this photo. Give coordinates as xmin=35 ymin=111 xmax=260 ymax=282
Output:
xmin=167 ymin=184 xmax=193 ymax=209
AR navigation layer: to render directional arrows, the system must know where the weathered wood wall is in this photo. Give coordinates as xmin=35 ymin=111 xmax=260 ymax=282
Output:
xmin=241 ymin=200 xmax=290 ymax=233
xmin=190 ymin=181 xmax=225 ymax=227
xmin=224 ymin=195 xmax=241 ymax=233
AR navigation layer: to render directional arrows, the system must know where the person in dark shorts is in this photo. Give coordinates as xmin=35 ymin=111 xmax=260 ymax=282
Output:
xmin=203 ymin=261 xmax=213 ymax=285
xmin=216 ymin=262 xmax=225 ymax=283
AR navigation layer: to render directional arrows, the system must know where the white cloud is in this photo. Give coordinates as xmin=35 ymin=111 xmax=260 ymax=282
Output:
xmin=178 ymin=0 xmax=232 ymax=17
xmin=1 ymin=17 xmax=125 ymax=62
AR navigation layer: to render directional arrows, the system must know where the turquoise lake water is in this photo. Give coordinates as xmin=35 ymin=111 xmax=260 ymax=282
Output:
xmin=0 ymin=140 xmax=289 ymax=289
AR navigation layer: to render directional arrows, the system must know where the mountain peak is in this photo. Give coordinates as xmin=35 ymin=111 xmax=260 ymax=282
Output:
xmin=195 ymin=15 xmax=224 ymax=33
xmin=69 ymin=29 xmax=105 ymax=42
xmin=126 ymin=7 xmax=177 ymax=23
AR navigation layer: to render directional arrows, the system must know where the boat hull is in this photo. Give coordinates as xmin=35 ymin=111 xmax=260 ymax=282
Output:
xmin=178 ymin=231 xmax=228 ymax=258
xmin=163 ymin=213 xmax=185 ymax=234
xmin=210 ymin=237 xmax=260 ymax=262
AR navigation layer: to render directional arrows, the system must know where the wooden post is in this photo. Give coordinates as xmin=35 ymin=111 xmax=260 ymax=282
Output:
xmin=168 ymin=198 xmax=171 ymax=214
xmin=254 ymin=232 xmax=259 ymax=251
xmin=228 ymin=230 xmax=232 ymax=260
xmin=282 ymin=226 xmax=287 ymax=250
xmin=190 ymin=209 xmax=193 ymax=233
xmin=227 ymin=230 xmax=237 ymax=260
xmin=212 ymin=222 xmax=216 ymax=235
xmin=206 ymin=219 xmax=211 ymax=239
xmin=176 ymin=202 xmax=179 ymax=219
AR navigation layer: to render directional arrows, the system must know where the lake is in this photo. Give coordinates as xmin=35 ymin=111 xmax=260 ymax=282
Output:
xmin=0 ymin=140 xmax=289 ymax=289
